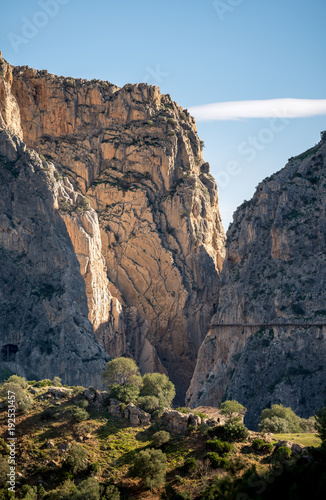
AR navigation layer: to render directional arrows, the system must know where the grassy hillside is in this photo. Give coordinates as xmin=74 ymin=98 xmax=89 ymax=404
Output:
xmin=0 ymin=379 xmax=324 ymax=499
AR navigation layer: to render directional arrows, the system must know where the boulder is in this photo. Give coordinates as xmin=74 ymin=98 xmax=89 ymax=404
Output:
xmin=47 ymin=386 xmax=70 ymax=398
xmin=108 ymin=399 xmax=123 ymax=418
xmin=161 ymin=409 xmax=191 ymax=433
xmin=291 ymin=443 xmax=306 ymax=455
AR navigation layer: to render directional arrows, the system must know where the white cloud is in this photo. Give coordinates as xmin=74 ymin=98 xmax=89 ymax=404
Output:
xmin=188 ymin=98 xmax=326 ymax=122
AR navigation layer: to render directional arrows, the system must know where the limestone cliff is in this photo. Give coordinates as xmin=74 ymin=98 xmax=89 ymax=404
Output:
xmin=0 ymin=128 xmax=109 ymax=386
xmin=187 ymin=135 xmax=326 ymax=427
xmin=1 ymin=57 xmax=225 ymax=399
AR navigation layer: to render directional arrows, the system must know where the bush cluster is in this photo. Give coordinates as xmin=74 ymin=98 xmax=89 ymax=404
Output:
xmin=258 ymin=404 xmax=315 ymax=433
xmin=206 ymin=452 xmax=230 ymax=469
xmin=206 ymin=439 xmax=234 ymax=455
xmin=208 ymin=421 xmax=249 ymax=442
xmin=251 ymin=438 xmax=273 ymax=454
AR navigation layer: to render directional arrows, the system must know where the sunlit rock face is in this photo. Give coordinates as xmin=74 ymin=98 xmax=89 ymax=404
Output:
xmin=0 ymin=58 xmax=225 ymax=399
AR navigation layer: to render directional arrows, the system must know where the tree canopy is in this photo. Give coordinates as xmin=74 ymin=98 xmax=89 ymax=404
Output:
xmin=258 ymin=404 xmax=302 ymax=433
xmin=315 ymin=406 xmax=326 ymax=446
xmin=103 ymin=358 xmax=142 ymax=388
xmin=130 ymin=448 xmax=167 ymax=491
xmin=139 ymin=373 xmax=175 ymax=408
xmin=219 ymin=400 xmax=247 ymax=423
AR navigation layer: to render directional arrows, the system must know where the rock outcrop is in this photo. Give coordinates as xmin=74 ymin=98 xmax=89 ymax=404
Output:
xmin=107 ymin=399 xmax=151 ymax=426
xmin=6 ymin=61 xmax=225 ymax=400
xmin=0 ymin=55 xmax=225 ymax=399
xmin=187 ymin=135 xmax=326 ymax=428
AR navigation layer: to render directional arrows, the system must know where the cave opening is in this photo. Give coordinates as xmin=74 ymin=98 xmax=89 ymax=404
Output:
xmin=0 ymin=344 xmax=19 ymax=362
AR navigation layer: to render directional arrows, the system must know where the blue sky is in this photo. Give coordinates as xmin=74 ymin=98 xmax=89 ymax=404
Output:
xmin=1 ymin=0 xmax=325 ymax=228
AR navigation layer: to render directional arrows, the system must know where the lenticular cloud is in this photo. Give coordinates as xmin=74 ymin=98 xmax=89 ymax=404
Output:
xmin=188 ymin=98 xmax=326 ymax=122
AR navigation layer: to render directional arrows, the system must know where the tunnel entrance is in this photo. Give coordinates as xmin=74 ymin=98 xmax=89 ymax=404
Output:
xmin=0 ymin=344 xmax=19 ymax=362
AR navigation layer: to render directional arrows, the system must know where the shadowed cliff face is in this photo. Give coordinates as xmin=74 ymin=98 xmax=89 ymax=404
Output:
xmin=0 ymin=58 xmax=225 ymax=399
xmin=0 ymin=128 xmax=109 ymax=386
xmin=187 ymin=137 xmax=326 ymax=427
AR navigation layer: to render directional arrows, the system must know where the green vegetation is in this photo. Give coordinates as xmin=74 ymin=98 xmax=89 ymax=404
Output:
xmin=206 ymin=439 xmax=234 ymax=455
xmin=103 ymin=359 xmax=176 ymax=409
xmin=259 ymin=404 xmax=315 ymax=433
xmin=219 ymin=400 xmax=247 ymax=423
xmin=208 ymin=421 xmax=250 ymax=442
xmin=272 ymin=433 xmax=321 ymax=447
xmin=58 ymin=196 xmax=91 ymax=215
xmin=0 ymin=372 xmax=324 ymax=499
xmin=0 ymin=379 xmax=32 ymax=413
xmin=140 ymin=372 xmax=176 ymax=408
xmin=152 ymin=430 xmax=171 ymax=448
xmin=206 ymin=452 xmax=231 ymax=469
xmin=104 ymin=357 xmax=142 ymax=404
xmin=251 ymin=438 xmax=274 ymax=454
xmin=130 ymin=448 xmax=167 ymax=491
xmin=315 ymin=406 xmax=326 ymax=445
xmin=104 ymin=357 xmax=141 ymax=387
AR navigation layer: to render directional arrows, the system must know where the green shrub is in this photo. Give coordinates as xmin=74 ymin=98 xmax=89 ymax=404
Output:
xmin=138 ymin=395 xmax=160 ymax=413
xmin=152 ymin=407 xmax=165 ymax=419
xmin=109 ymin=384 xmax=140 ymax=404
xmin=206 ymin=439 xmax=234 ymax=455
xmin=152 ymin=431 xmax=171 ymax=448
xmin=209 ymin=422 xmax=249 ymax=442
xmin=274 ymin=445 xmax=292 ymax=460
xmin=175 ymin=407 xmax=190 ymax=414
xmin=103 ymin=484 xmax=120 ymax=499
xmin=299 ymin=416 xmax=316 ymax=433
xmin=71 ymin=407 xmax=89 ymax=423
xmin=315 ymin=406 xmax=326 ymax=445
xmin=251 ymin=438 xmax=273 ymax=454
xmin=130 ymin=448 xmax=167 ymax=491
xmin=37 ymin=484 xmax=46 ymax=498
xmin=0 ymin=457 xmax=10 ymax=487
xmin=35 ymin=379 xmax=52 ymax=388
xmin=0 ymin=382 xmax=32 ymax=413
xmin=88 ymin=462 xmax=100 ymax=475
xmin=167 ymin=118 xmax=177 ymax=127
xmin=76 ymin=477 xmax=100 ymax=499
xmin=52 ymin=376 xmax=62 ymax=386
xmin=22 ymin=485 xmax=38 ymax=500
xmin=258 ymin=404 xmax=302 ymax=433
xmin=182 ymin=457 xmax=198 ymax=473
xmin=78 ymin=399 xmax=89 ymax=409
xmin=6 ymin=375 xmax=28 ymax=389
xmin=206 ymin=452 xmax=230 ymax=469
xmin=49 ymin=478 xmax=77 ymax=499
xmin=140 ymin=373 xmax=175 ymax=408
xmin=65 ymin=443 xmax=88 ymax=473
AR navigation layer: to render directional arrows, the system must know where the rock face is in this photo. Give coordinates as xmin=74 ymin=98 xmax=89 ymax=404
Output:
xmin=187 ymin=136 xmax=326 ymax=428
xmin=0 ymin=56 xmax=225 ymax=399
xmin=7 ymin=62 xmax=225 ymax=400
xmin=0 ymin=128 xmax=109 ymax=386
xmin=0 ymin=58 xmax=22 ymax=139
